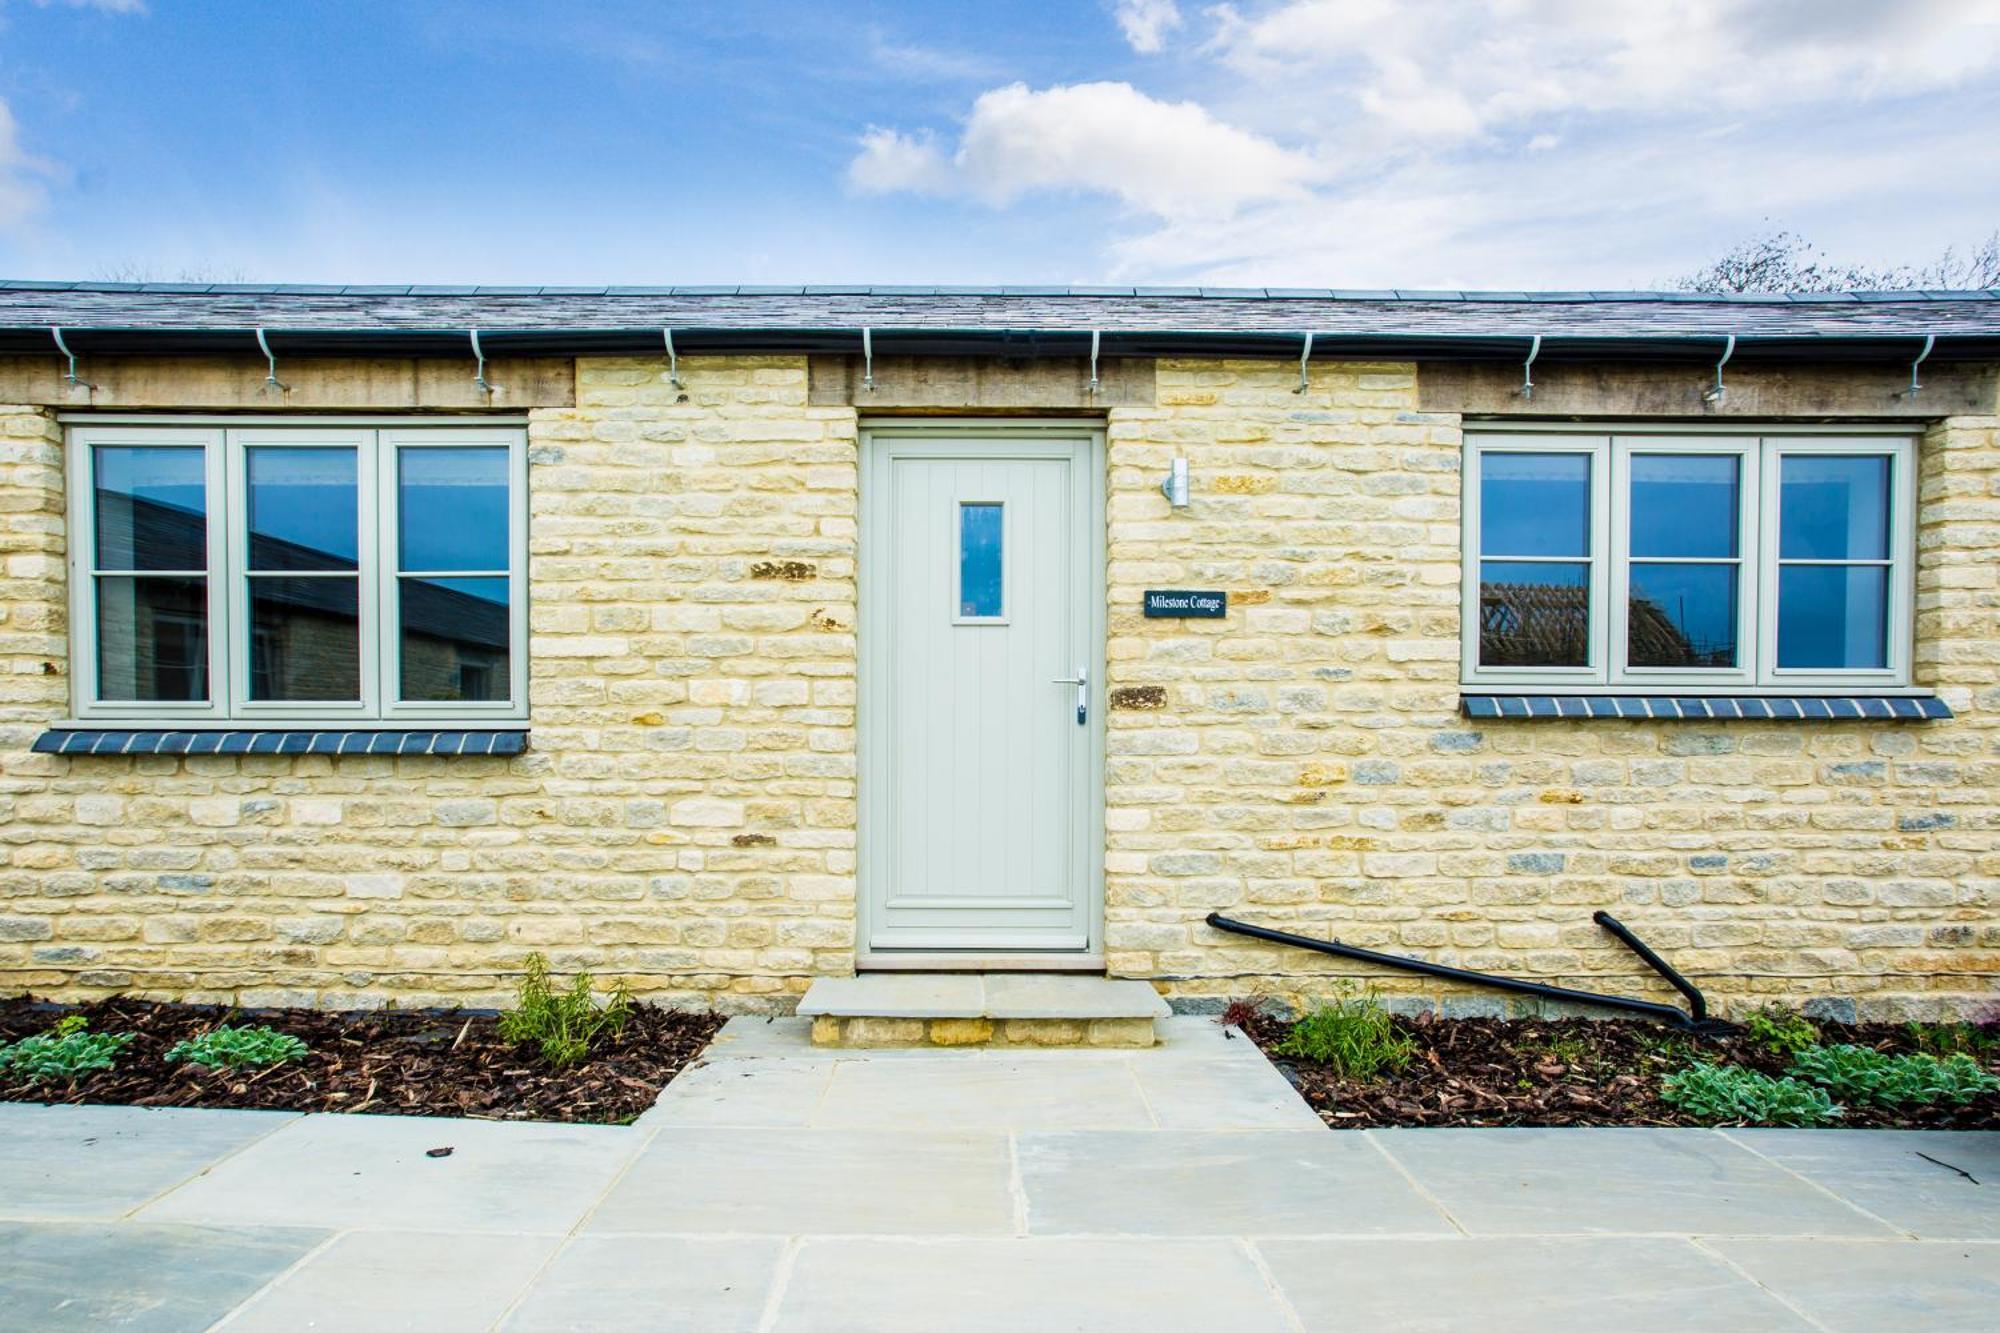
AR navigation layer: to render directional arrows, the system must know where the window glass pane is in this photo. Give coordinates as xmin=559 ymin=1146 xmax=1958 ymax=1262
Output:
xmin=400 ymin=577 xmax=510 ymax=702
xmin=1778 ymin=565 xmax=1888 ymax=669
xmin=1628 ymin=563 xmax=1737 ymax=667
xmin=248 ymin=578 xmax=360 ymax=700
xmin=95 ymin=576 xmax=208 ymax=701
xmin=1479 ymin=452 xmax=1589 ymax=557
xmin=94 ymin=446 xmax=206 ymax=571
xmin=1630 ymin=454 xmax=1738 ymax=558
xmin=399 ymin=448 xmax=510 ymax=572
xmin=1478 ymin=560 xmax=1589 ymax=667
xmin=959 ymin=502 xmax=1003 ymax=618
xmin=1779 ymin=455 xmax=1890 ymax=560
xmin=248 ymin=447 xmax=357 ymax=571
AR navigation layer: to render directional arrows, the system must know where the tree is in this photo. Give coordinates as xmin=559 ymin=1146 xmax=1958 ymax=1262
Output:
xmin=1670 ymin=229 xmax=2000 ymax=294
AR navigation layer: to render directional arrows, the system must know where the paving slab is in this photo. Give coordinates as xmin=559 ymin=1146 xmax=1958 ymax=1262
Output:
xmin=1707 ymin=1238 xmax=2000 ymax=1332
xmin=1725 ymin=1129 xmax=2000 ymax=1239
xmin=1259 ymin=1235 xmax=1812 ymax=1331
xmin=636 ymin=1056 xmax=837 ymax=1128
xmin=695 ymin=1013 xmax=1243 ymax=1062
xmin=980 ymin=974 xmax=1169 ymax=1019
xmin=0 ymin=1104 xmax=297 ymax=1221
xmin=1372 ymin=1128 xmax=1898 ymax=1237
xmin=815 ymin=1056 xmax=1155 ymax=1130
xmin=1132 ymin=1054 xmax=1326 ymax=1131
xmin=796 ymin=975 xmax=983 ymax=1018
xmin=501 ymin=1236 xmax=785 ymax=1332
xmin=139 ymin=1113 xmax=640 ymax=1233
xmin=220 ymin=1229 xmax=562 ymax=1332
xmin=0 ymin=1220 xmax=324 ymax=1333
xmin=770 ymin=1237 xmax=1295 ymax=1332
xmin=588 ymin=1128 xmax=1015 ymax=1235
xmin=1019 ymin=1129 xmax=1455 ymax=1235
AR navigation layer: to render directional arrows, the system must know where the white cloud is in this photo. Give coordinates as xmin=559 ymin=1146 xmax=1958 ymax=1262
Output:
xmin=0 ymin=100 xmax=55 ymax=230
xmin=1114 ymin=0 xmax=1183 ymax=53
xmin=849 ymin=81 xmax=1321 ymax=220
xmin=35 ymin=0 xmax=148 ymax=12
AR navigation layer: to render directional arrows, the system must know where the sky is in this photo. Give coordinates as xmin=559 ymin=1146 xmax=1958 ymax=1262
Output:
xmin=1 ymin=0 xmax=1997 ymax=289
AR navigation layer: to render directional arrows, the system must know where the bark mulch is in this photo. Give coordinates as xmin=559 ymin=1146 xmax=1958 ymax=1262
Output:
xmin=1239 ymin=1010 xmax=2000 ymax=1130
xmin=0 ymin=996 xmax=724 ymax=1124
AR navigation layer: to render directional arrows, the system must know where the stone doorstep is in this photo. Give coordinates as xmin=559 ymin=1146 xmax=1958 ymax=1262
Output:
xmin=799 ymin=975 xmax=1170 ymax=1048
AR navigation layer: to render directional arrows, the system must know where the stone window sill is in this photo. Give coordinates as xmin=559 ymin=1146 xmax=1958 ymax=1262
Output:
xmin=31 ymin=728 xmax=529 ymax=756
xmin=1459 ymin=694 xmax=1949 ymax=722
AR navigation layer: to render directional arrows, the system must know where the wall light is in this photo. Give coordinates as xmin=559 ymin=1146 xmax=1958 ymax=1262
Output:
xmin=1161 ymin=457 xmax=1189 ymax=508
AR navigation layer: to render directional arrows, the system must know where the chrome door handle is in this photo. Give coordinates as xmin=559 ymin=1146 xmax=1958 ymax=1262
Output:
xmin=1051 ymin=666 xmax=1087 ymax=725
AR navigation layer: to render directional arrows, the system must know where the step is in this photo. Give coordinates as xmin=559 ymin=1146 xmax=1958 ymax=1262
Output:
xmin=798 ymin=974 xmax=1171 ymax=1048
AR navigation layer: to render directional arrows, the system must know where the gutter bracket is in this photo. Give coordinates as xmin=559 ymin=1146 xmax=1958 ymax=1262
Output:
xmin=1517 ymin=334 xmax=1540 ymax=400
xmin=1294 ymin=331 xmax=1314 ymax=394
xmin=1086 ymin=329 xmax=1101 ymax=395
xmin=1702 ymin=334 xmax=1735 ymax=407
xmin=860 ymin=327 xmax=874 ymax=393
xmin=50 ymin=326 xmax=93 ymax=391
xmin=1902 ymin=333 xmax=1935 ymax=399
xmin=470 ymin=329 xmax=494 ymax=396
xmin=254 ymin=328 xmax=288 ymax=393
xmin=663 ymin=328 xmax=684 ymax=390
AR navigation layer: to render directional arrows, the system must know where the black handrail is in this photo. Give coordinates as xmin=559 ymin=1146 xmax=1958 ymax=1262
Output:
xmin=1205 ymin=911 xmax=1722 ymax=1030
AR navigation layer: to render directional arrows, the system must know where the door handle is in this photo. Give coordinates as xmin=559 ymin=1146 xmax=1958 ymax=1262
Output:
xmin=1051 ymin=665 xmax=1087 ymax=725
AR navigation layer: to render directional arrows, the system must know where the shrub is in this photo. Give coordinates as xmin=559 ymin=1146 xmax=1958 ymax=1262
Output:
xmin=1661 ymin=1061 xmax=1841 ymax=1127
xmin=1789 ymin=1044 xmax=2000 ymax=1108
xmin=166 ymin=1025 xmax=308 ymax=1070
xmin=1272 ymin=990 xmax=1414 ymax=1081
xmin=1908 ymin=1021 xmax=2000 ymax=1063
xmin=1742 ymin=1005 xmax=1820 ymax=1060
xmin=498 ymin=953 xmax=633 ymax=1067
xmin=0 ymin=1015 xmax=134 ymax=1085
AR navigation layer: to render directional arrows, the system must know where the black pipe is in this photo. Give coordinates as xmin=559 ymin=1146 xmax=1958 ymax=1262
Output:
xmin=1592 ymin=911 xmax=1708 ymax=1024
xmin=1205 ymin=911 xmax=1704 ymax=1028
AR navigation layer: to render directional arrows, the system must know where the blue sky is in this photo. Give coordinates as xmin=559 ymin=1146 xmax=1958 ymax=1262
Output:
xmin=2 ymin=0 xmax=1997 ymax=288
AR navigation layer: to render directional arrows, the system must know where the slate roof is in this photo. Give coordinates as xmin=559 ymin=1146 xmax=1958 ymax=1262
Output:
xmin=6 ymin=280 xmax=1999 ymax=361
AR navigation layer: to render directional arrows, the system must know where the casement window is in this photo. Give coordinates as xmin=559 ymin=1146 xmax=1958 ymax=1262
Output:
xmin=1461 ymin=428 xmax=1917 ymax=690
xmin=67 ymin=421 xmax=527 ymax=723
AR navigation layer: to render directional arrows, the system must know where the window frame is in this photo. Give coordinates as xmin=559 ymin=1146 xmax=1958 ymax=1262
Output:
xmin=65 ymin=420 xmax=528 ymax=725
xmin=1461 ymin=424 xmax=1920 ymax=693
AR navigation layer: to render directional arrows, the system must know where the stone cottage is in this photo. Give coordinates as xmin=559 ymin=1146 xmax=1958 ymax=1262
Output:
xmin=0 ymin=283 xmax=1994 ymax=1029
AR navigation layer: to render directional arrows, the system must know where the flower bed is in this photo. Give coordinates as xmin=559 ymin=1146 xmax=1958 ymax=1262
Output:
xmin=1239 ymin=1009 xmax=2000 ymax=1129
xmin=0 ymin=996 xmax=722 ymax=1124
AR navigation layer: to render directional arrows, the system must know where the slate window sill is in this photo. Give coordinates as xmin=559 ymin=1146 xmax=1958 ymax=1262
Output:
xmin=32 ymin=729 xmax=529 ymax=756
xmin=1459 ymin=694 xmax=1950 ymax=722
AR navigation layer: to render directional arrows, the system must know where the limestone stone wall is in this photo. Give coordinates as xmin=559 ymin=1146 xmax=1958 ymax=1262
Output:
xmin=1101 ymin=362 xmax=1998 ymax=1021
xmin=0 ymin=361 xmax=859 ymax=1011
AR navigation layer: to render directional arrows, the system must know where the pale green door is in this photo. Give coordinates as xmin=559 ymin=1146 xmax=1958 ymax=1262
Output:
xmin=860 ymin=426 xmax=1103 ymax=957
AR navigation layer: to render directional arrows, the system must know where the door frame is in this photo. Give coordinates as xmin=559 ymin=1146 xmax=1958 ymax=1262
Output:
xmin=856 ymin=418 xmax=1107 ymax=972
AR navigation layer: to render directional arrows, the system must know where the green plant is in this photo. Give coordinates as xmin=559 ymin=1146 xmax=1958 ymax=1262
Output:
xmin=1789 ymin=1044 xmax=2000 ymax=1108
xmin=498 ymin=953 xmax=633 ymax=1067
xmin=1660 ymin=1061 xmax=1841 ymax=1127
xmin=0 ymin=1014 xmax=134 ymax=1085
xmin=1742 ymin=1005 xmax=1820 ymax=1060
xmin=1272 ymin=990 xmax=1415 ymax=1081
xmin=166 ymin=1025 xmax=308 ymax=1070
xmin=1908 ymin=1021 xmax=2000 ymax=1062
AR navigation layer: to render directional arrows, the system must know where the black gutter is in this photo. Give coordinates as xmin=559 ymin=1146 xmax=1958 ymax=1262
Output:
xmin=1205 ymin=911 xmax=1729 ymax=1031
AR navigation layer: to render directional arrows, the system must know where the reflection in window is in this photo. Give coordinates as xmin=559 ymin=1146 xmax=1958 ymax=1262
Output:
xmin=93 ymin=446 xmax=210 ymax=702
xmin=959 ymin=502 xmax=1003 ymax=619
xmin=400 ymin=448 xmax=510 ymax=573
xmin=248 ymin=578 xmax=361 ymax=701
xmin=95 ymin=576 xmax=208 ymax=701
xmin=94 ymin=447 xmax=207 ymax=571
xmin=399 ymin=577 xmax=510 ymax=701
xmin=1628 ymin=455 xmax=1740 ymax=668
xmin=1478 ymin=453 xmax=1590 ymax=667
xmin=1777 ymin=456 xmax=1892 ymax=669
xmin=248 ymin=448 xmax=358 ymax=571
xmin=245 ymin=447 xmax=360 ymax=700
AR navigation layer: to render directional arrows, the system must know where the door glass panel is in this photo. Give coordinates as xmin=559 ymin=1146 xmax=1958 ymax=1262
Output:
xmin=1630 ymin=454 xmax=1737 ymax=558
xmin=1779 ymin=455 xmax=1889 ymax=559
xmin=95 ymin=576 xmax=208 ymax=701
xmin=94 ymin=446 xmax=207 ymax=570
xmin=958 ymin=502 xmax=1003 ymax=618
xmin=1628 ymin=563 xmax=1738 ymax=667
xmin=1778 ymin=565 xmax=1888 ymax=669
xmin=248 ymin=578 xmax=361 ymax=700
xmin=400 ymin=577 xmax=510 ymax=701
xmin=399 ymin=447 xmax=510 ymax=571
xmin=1479 ymin=452 xmax=1589 ymax=557
xmin=248 ymin=447 xmax=358 ymax=571
xmin=1478 ymin=561 xmax=1589 ymax=667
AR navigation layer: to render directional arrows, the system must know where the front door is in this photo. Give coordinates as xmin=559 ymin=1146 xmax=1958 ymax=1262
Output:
xmin=859 ymin=424 xmax=1103 ymax=959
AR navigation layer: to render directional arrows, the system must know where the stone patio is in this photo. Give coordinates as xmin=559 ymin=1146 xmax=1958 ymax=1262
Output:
xmin=0 ymin=1016 xmax=1995 ymax=1330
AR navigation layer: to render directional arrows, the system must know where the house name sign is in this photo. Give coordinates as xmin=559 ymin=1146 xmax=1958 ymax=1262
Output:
xmin=1143 ymin=589 xmax=1227 ymax=618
